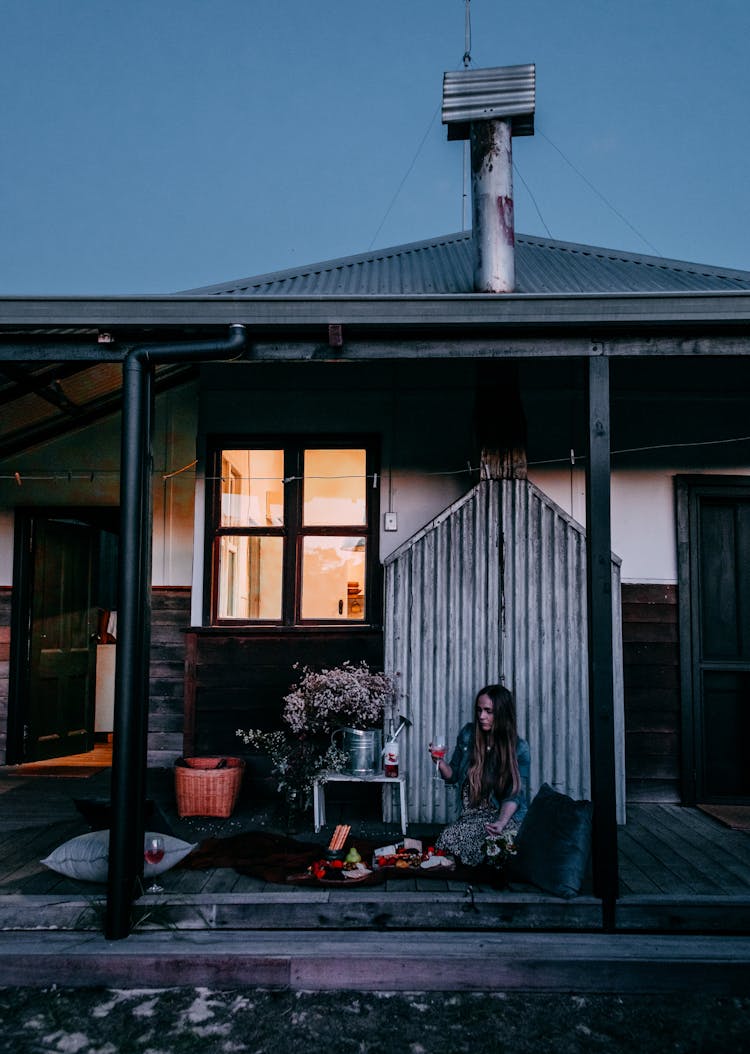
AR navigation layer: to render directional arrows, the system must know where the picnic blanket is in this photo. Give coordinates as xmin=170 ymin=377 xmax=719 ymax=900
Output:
xmin=177 ymin=830 xmax=506 ymax=888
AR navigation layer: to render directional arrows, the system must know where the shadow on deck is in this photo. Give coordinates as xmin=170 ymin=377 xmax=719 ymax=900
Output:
xmin=0 ymin=766 xmax=748 ymax=935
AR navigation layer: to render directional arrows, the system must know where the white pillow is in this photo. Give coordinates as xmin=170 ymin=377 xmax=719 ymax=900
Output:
xmin=41 ymin=830 xmax=197 ymax=884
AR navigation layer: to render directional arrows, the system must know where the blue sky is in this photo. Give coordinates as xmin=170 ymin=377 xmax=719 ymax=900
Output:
xmin=1 ymin=0 xmax=748 ymax=294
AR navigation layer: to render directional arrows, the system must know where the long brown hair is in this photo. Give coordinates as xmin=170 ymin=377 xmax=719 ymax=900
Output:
xmin=466 ymin=684 xmax=520 ymax=807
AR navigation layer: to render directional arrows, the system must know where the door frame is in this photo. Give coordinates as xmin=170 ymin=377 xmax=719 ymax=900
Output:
xmin=676 ymin=474 xmax=750 ymax=804
xmin=7 ymin=505 xmax=119 ymax=764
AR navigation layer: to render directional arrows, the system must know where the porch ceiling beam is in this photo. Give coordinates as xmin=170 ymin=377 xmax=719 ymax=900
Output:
xmin=243 ymin=336 xmax=750 ymax=360
xmin=2 ymin=290 xmax=750 ymax=331
xmin=3 ymin=333 xmax=750 ymax=363
xmin=0 ymin=364 xmax=195 ymax=461
xmin=0 ymin=362 xmax=94 ymax=405
xmin=0 ymin=343 xmax=124 ymax=363
xmin=0 ymin=362 xmax=82 ymax=416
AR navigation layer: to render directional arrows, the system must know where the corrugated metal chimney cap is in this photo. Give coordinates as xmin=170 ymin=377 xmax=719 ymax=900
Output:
xmin=442 ymin=63 xmax=535 ymax=140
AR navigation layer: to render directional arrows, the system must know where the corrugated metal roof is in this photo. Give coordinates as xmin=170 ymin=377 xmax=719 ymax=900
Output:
xmin=442 ymin=64 xmax=536 ymax=139
xmin=182 ymin=231 xmax=750 ymax=298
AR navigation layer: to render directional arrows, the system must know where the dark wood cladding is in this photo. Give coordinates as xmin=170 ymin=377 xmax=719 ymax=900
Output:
xmin=148 ymin=587 xmax=192 ymax=766
xmin=0 ymin=588 xmax=10 ymax=764
xmin=622 ymin=583 xmax=681 ymax=802
xmin=183 ymin=628 xmax=384 ymax=761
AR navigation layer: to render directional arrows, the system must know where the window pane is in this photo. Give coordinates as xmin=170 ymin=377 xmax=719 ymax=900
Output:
xmin=303 ymin=449 xmax=366 ymax=526
xmin=220 ymin=450 xmax=284 ymax=527
xmin=217 ymin=535 xmax=283 ymax=619
xmin=301 ymin=537 xmax=366 ymax=620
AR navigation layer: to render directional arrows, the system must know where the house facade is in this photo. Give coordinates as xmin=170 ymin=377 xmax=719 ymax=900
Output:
xmin=2 ymin=232 xmax=749 ymax=810
xmin=1 ymin=63 xmax=750 ymax=936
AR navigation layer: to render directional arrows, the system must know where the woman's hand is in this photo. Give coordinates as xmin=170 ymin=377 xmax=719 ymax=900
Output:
xmin=484 ymin=819 xmax=507 ymax=836
xmin=486 ymin=801 xmax=518 ymax=836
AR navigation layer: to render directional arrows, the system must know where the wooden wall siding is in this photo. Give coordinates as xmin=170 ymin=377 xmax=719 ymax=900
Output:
xmin=621 ymin=583 xmax=681 ymax=803
xmin=148 ymin=587 xmax=192 ymax=766
xmin=384 ymin=479 xmax=626 ymax=825
xmin=0 ymin=586 xmax=188 ymax=767
xmin=0 ymin=589 xmax=10 ymax=765
xmin=183 ymin=629 xmax=383 ymax=768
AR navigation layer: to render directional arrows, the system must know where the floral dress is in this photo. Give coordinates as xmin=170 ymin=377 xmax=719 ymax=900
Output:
xmin=436 ymin=786 xmax=521 ymax=867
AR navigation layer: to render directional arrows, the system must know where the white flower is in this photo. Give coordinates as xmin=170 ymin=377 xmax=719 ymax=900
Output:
xmin=282 ymin=661 xmax=396 ymax=734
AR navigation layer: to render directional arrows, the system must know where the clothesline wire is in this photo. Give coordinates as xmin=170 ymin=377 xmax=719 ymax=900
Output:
xmin=4 ymin=432 xmax=750 ymax=485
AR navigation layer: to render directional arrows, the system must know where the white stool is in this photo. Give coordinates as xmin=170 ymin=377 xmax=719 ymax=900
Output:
xmin=313 ymin=772 xmax=408 ymax=836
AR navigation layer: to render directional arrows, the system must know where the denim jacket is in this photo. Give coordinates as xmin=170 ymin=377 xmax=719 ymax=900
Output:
xmin=443 ymin=723 xmax=530 ymax=822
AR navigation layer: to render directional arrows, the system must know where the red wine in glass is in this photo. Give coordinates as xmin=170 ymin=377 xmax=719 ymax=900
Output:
xmin=144 ymin=835 xmax=165 ymax=893
xmin=430 ymin=741 xmax=447 ymax=780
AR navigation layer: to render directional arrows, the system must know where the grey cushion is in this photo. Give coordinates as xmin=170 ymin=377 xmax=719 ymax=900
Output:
xmin=510 ymin=782 xmax=592 ymax=898
xmin=41 ymin=830 xmax=197 ymax=884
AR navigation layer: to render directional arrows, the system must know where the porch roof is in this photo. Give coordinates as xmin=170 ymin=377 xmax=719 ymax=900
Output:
xmin=2 ymin=231 xmax=750 ymax=460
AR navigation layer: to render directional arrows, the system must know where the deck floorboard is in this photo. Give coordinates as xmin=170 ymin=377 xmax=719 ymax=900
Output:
xmin=1 ymin=767 xmax=749 ymax=933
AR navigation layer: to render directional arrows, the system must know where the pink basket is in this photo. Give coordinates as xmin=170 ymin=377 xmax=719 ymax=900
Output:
xmin=174 ymin=757 xmax=245 ymax=818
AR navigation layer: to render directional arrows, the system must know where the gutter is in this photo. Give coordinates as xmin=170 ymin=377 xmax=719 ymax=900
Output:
xmin=3 ymin=291 xmax=750 ymax=334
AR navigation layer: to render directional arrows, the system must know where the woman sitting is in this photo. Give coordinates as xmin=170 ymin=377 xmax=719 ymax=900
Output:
xmin=431 ymin=684 xmax=530 ymax=867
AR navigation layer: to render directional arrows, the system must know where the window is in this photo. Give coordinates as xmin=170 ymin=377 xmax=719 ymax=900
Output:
xmin=208 ymin=439 xmax=378 ymax=626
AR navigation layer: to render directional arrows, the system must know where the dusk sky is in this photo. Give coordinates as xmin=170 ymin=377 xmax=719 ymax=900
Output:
xmin=1 ymin=0 xmax=748 ymax=294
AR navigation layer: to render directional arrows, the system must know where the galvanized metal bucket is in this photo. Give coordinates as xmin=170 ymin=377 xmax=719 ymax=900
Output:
xmin=331 ymin=727 xmax=382 ymax=776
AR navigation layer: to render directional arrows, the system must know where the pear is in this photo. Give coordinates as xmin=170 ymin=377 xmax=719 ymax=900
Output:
xmin=345 ymin=846 xmax=362 ymax=864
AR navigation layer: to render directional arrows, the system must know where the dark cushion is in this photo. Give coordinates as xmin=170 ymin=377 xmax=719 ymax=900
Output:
xmin=510 ymin=782 xmax=593 ymax=898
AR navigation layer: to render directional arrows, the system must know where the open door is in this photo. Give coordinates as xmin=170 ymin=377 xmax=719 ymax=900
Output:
xmin=677 ymin=476 xmax=750 ymax=804
xmin=28 ymin=517 xmax=97 ymax=761
xmin=9 ymin=509 xmax=118 ymax=764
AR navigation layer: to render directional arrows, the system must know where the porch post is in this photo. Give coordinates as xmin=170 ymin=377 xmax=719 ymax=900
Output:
xmin=585 ymin=354 xmax=619 ymax=928
xmin=105 ymin=325 xmax=247 ymax=940
xmin=106 ymin=354 xmax=153 ymax=940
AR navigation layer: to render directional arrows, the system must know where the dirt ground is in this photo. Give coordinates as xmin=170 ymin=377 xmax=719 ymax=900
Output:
xmin=0 ymin=988 xmax=748 ymax=1054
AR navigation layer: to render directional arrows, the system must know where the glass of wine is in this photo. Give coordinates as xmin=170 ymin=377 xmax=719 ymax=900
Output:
xmin=144 ymin=834 xmax=165 ymax=893
xmin=430 ymin=739 xmax=447 ymax=780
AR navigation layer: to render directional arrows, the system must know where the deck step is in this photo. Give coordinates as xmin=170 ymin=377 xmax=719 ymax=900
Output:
xmin=4 ymin=892 xmax=750 ymax=934
xmin=0 ymin=891 xmax=603 ymax=932
xmin=1 ymin=929 xmax=749 ymax=992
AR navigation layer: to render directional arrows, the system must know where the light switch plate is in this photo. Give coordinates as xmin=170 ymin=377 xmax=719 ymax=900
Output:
xmin=384 ymin=512 xmax=398 ymax=531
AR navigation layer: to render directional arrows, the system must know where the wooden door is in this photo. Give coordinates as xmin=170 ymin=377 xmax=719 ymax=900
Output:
xmin=27 ymin=517 xmax=98 ymax=761
xmin=678 ymin=478 xmax=750 ymax=803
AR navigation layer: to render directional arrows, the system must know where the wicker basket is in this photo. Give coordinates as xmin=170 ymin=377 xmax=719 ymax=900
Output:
xmin=174 ymin=757 xmax=245 ymax=818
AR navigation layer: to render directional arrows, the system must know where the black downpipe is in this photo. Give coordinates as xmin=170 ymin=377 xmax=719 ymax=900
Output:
xmin=105 ymin=324 xmax=246 ymax=940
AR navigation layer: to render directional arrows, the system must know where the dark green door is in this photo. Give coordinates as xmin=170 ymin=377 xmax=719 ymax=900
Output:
xmin=27 ymin=518 xmax=98 ymax=761
xmin=679 ymin=479 xmax=750 ymax=803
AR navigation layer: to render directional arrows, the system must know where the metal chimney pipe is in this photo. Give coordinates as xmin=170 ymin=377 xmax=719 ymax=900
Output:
xmin=471 ymin=118 xmax=515 ymax=293
xmin=442 ymin=64 xmax=535 ymax=295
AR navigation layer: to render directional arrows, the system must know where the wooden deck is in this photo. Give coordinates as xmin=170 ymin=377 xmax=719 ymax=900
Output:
xmin=1 ymin=766 xmax=749 ymax=934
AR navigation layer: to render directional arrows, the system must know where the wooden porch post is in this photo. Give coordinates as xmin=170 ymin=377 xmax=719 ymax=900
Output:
xmin=585 ymin=354 xmax=619 ymax=928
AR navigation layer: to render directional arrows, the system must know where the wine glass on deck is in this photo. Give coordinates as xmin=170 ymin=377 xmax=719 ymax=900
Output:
xmin=430 ymin=739 xmax=447 ymax=780
xmin=144 ymin=834 xmax=165 ymax=893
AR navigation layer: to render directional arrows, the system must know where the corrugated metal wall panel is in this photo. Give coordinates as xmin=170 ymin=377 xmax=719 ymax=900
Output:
xmin=383 ymin=478 xmax=625 ymax=826
xmin=384 ymin=485 xmax=504 ymax=823
xmin=442 ymin=65 xmax=536 ymax=137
